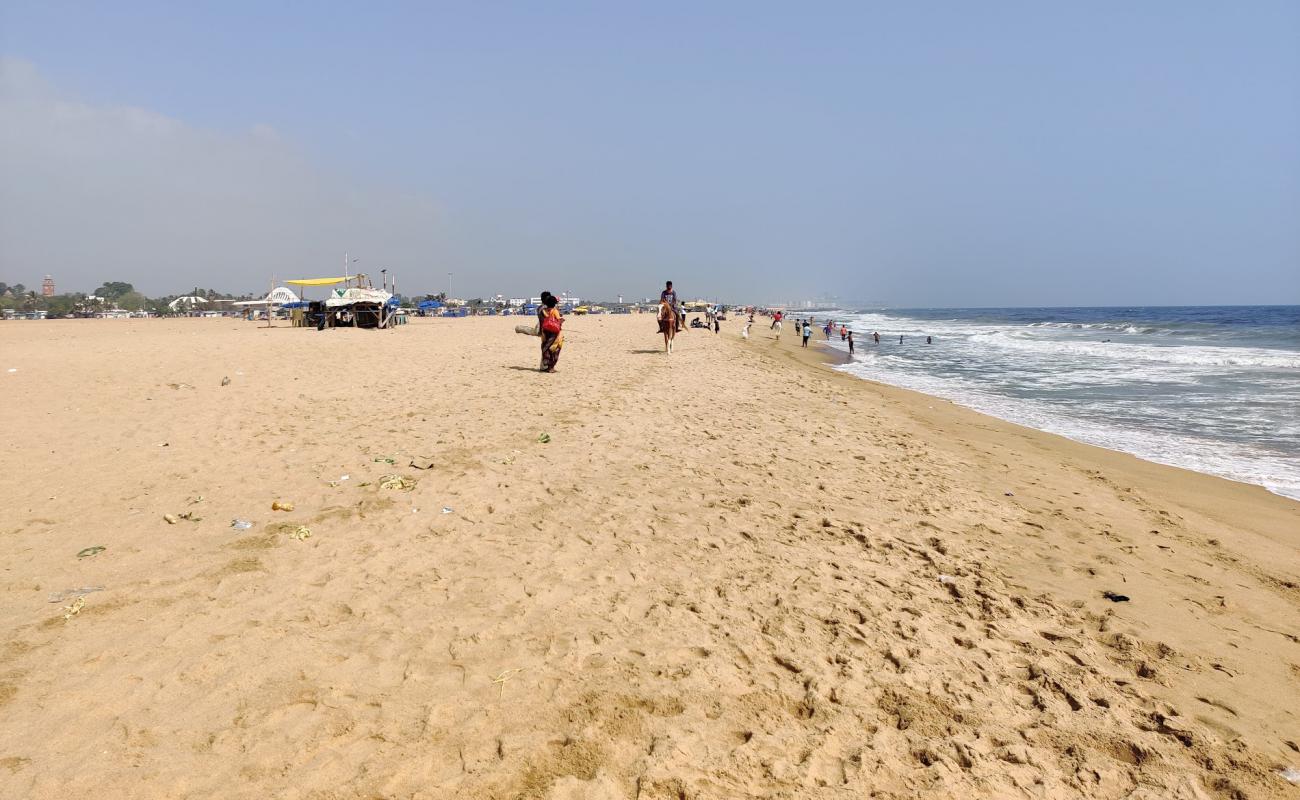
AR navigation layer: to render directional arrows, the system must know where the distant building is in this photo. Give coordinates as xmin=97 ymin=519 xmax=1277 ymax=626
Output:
xmin=42 ymin=276 xmax=55 ymax=297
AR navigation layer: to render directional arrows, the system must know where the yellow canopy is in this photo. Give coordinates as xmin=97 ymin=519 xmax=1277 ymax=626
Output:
xmin=286 ymin=277 xmax=349 ymax=286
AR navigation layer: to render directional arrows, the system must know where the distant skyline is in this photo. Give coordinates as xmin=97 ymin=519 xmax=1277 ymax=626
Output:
xmin=2 ymin=1 xmax=1297 ymax=306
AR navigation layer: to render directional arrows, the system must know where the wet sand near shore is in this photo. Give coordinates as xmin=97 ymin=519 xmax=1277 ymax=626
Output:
xmin=1 ymin=315 xmax=1297 ymax=799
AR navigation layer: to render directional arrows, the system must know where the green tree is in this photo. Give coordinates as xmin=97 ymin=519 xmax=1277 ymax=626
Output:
xmin=94 ymin=281 xmax=134 ymax=300
xmin=117 ymin=291 xmax=147 ymax=311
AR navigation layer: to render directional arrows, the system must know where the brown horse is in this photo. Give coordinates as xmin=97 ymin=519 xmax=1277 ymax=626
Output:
xmin=658 ymin=302 xmax=678 ymax=353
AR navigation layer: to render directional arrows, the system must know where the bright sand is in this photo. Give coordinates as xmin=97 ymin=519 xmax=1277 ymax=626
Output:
xmin=1 ymin=315 xmax=1297 ymax=799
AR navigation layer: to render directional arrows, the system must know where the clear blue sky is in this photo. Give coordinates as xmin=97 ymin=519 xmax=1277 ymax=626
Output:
xmin=2 ymin=0 xmax=1297 ymax=305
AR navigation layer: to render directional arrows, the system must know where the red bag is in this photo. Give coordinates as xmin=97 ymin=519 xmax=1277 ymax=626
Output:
xmin=541 ymin=314 xmax=563 ymax=334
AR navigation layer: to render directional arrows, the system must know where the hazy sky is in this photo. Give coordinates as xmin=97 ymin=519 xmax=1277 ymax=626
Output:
xmin=2 ymin=1 xmax=1298 ymax=306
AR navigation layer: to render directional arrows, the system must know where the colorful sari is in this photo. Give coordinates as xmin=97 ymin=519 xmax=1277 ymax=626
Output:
xmin=540 ymin=307 xmax=563 ymax=371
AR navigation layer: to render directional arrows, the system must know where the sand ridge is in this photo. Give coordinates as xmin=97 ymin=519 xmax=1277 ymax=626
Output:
xmin=1 ymin=315 xmax=1297 ymax=798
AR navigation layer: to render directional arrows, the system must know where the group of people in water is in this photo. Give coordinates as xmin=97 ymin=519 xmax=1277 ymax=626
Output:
xmin=762 ymin=309 xmax=934 ymax=354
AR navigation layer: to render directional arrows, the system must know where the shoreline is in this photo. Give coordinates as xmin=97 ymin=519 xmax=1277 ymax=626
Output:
xmin=790 ymin=322 xmax=1300 ymax=510
xmin=1 ymin=316 xmax=1297 ymax=798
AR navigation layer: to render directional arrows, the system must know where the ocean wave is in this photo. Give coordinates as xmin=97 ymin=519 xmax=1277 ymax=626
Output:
xmin=833 ymin=360 xmax=1300 ymax=501
xmin=976 ymin=332 xmax=1300 ymax=370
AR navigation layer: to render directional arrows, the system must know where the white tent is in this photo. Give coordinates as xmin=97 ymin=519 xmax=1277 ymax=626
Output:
xmin=168 ymin=296 xmax=207 ymax=310
xmin=233 ymin=286 xmax=300 ymax=307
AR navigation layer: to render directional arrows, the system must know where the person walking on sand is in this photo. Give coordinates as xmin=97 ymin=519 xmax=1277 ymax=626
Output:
xmin=539 ymin=294 xmax=564 ymax=373
xmin=848 ymin=330 xmax=855 ymax=355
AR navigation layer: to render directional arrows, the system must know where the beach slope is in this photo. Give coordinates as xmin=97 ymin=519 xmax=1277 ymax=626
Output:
xmin=1 ymin=315 xmax=1297 ymax=798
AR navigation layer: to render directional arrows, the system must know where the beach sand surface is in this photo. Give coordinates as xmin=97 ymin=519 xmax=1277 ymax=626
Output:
xmin=1 ymin=315 xmax=1297 ymax=799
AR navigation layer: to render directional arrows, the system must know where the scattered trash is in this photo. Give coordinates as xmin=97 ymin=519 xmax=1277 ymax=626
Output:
xmin=47 ymin=586 xmax=104 ymax=603
xmin=230 ymin=519 xmax=254 ymax=531
xmin=187 ymin=495 xmax=205 ymax=505
xmin=410 ymin=457 xmax=435 ymax=470
xmin=373 ymin=456 xmax=396 ymax=464
xmin=163 ymin=513 xmax=180 ymax=525
xmin=1102 ymin=591 xmax=1130 ymax=602
xmin=938 ymin=575 xmax=958 ymax=585
xmin=379 ymin=474 xmax=417 ymax=491
xmin=220 ymin=376 xmax=231 ymax=386
xmin=492 ymin=667 xmax=525 ymax=698
xmin=271 ymin=500 xmax=294 ymax=512
xmin=76 ymin=546 xmax=106 ymax=559
xmin=537 ymin=433 xmax=551 ymax=444
xmin=1004 ymin=492 xmax=1014 ymax=497
xmin=167 ymin=382 xmax=195 ymax=390
xmin=339 ymin=475 xmax=350 ymax=481
xmin=288 ymin=526 xmax=312 ymax=541
xmin=178 ymin=511 xmax=201 ymax=522
xmin=1279 ymin=767 xmax=1300 ymax=785
xmin=6 ymin=368 xmax=16 ymax=373
xmin=158 ymin=442 xmax=170 ymax=447
xmin=62 ymin=596 xmax=86 ymax=620
xmin=441 ymin=507 xmax=453 ymax=514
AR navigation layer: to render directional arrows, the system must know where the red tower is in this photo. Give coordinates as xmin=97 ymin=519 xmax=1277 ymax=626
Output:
xmin=42 ymin=275 xmax=55 ymax=297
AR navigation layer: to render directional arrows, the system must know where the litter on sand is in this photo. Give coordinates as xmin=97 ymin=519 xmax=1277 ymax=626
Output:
xmin=221 ymin=376 xmax=231 ymax=386
xmin=178 ymin=511 xmax=201 ymax=522
xmin=410 ymin=457 xmax=435 ymax=470
xmin=288 ymin=526 xmax=312 ymax=541
xmin=1279 ymin=768 xmax=1300 ymax=785
xmin=379 ymin=474 xmax=417 ymax=491
xmin=6 ymin=368 xmax=16 ymax=373
xmin=938 ymin=575 xmax=958 ymax=585
xmin=48 ymin=586 xmax=105 ymax=603
xmin=76 ymin=546 xmax=106 ymax=559
xmin=271 ymin=500 xmax=294 ymax=512
xmin=441 ymin=507 xmax=454 ymax=514
xmin=1102 ymin=591 xmax=1131 ymax=602
xmin=373 ymin=456 xmax=396 ymax=464
xmin=230 ymin=519 xmax=254 ymax=531
xmin=537 ymin=433 xmax=551 ymax=444
xmin=163 ymin=513 xmax=180 ymax=524
xmin=62 ymin=596 xmax=86 ymax=620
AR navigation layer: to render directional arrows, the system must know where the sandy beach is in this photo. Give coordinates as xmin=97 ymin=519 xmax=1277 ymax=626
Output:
xmin=1 ymin=314 xmax=1297 ymax=799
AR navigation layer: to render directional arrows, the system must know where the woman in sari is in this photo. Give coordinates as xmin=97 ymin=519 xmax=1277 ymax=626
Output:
xmin=539 ymin=294 xmax=563 ymax=372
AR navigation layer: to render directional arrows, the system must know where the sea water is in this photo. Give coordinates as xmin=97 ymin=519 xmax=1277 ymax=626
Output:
xmin=822 ymin=306 xmax=1300 ymax=501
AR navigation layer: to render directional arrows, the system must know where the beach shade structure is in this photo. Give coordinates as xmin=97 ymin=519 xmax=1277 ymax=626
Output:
xmin=285 ymin=277 xmax=350 ymax=287
xmin=168 ymin=296 xmax=208 ymax=311
xmin=232 ymin=286 xmax=300 ymax=307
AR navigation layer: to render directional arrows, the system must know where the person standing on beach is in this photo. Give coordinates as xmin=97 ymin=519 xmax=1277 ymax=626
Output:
xmin=847 ymin=330 xmax=855 ymax=355
xmin=802 ymin=322 xmax=812 ymax=348
xmin=539 ymin=294 xmax=564 ymax=372
xmin=840 ymin=325 xmax=847 ymax=341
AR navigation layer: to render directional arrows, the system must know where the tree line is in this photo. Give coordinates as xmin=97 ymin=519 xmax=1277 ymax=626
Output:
xmin=0 ymin=281 xmax=252 ymax=317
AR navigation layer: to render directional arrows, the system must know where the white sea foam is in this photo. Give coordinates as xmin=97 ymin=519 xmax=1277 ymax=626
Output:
xmin=827 ymin=309 xmax=1300 ymax=502
xmin=975 ymin=331 xmax=1300 ymax=370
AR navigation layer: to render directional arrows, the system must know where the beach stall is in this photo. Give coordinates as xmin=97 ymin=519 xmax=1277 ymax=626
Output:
xmin=286 ymin=274 xmax=398 ymax=329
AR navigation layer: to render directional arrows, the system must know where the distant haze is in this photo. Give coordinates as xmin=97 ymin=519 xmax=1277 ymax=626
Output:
xmin=2 ymin=2 xmax=1297 ymax=306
